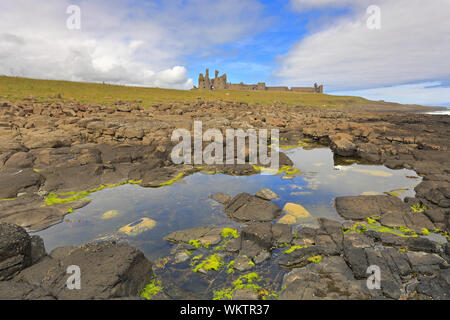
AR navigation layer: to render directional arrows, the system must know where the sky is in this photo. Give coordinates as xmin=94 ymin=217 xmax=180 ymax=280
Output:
xmin=0 ymin=0 xmax=449 ymax=106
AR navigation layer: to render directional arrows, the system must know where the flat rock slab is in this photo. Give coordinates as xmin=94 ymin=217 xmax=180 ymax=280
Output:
xmin=210 ymin=192 xmax=232 ymax=205
xmin=0 ymin=198 xmax=89 ymax=232
xmin=335 ymin=195 xmax=411 ymax=220
xmin=255 ymin=188 xmax=279 ymax=200
xmin=280 ymin=256 xmax=369 ymax=300
xmin=224 ymin=193 xmax=281 ymax=222
xmin=0 ymin=169 xmax=43 ymax=199
xmin=15 ymin=241 xmax=153 ymax=300
xmin=165 ymin=226 xmax=223 ymax=246
xmin=0 ymin=280 xmax=54 ymax=300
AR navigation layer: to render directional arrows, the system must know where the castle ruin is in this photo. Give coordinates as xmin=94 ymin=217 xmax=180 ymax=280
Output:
xmin=197 ymin=69 xmax=323 ymax=93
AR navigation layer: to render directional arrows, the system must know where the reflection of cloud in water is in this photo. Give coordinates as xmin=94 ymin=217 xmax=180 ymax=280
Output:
xmin=35 ymin=146 xmax=422 ymax=261
xmin=285 ymin=147 xmax=420 ymax=200
xmin=340 ymin=167 xmax=394 ymax=177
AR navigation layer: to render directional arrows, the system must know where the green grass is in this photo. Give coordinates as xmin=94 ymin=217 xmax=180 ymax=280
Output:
xmin=0 ymin=75 xmax=370 ymax=108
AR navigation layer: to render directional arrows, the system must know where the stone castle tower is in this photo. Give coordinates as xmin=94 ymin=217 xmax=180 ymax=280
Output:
xmin=198 ymin=68 xmax=323 ymax=93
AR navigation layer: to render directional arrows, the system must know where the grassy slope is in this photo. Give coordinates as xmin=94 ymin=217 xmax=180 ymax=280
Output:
xmin=0 ymin=76 xmax=370 ymax=108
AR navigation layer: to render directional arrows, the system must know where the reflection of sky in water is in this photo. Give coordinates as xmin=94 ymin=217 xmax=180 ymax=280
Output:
xmin=35 ymin=147 xmax=421 ymax=261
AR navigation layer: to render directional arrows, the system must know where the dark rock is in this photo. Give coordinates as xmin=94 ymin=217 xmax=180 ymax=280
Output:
xmin=424 ymin=208 xmax=447 ymax=224
xmin=365 ymin=231 xmax=407 ymax=247
xmin=225 ymin=237 xmax=241 ymax=252
xmin=335 ymin=195 xmax=410 ymax=220
xmin=315 ymin=234 xmax=340 ymax=255
xmin=30 ymin=235 xmax=46 ymax=264
xmin=241 ymin=222 xmax=273 ymax=250
xmin=253 ymin=249 xmax=271 ymax=264
xmin=295 ymin=227 xmax=317 ymax=246
xmin=0 ymin=280 xmax=54 ymax=300
xmin=318 ymin=218 xmax=343 ymax=251
xmin=381 ymin=247 xmax=411 ymax=277
xmin=239 ymin=222 xmax=273 ymax=258
xmin=234 ymin=255 xmax=255 ymax=272
xmin=280 ymin=256 xmax=369 ymax=300
xmin=255 ymin=188 xmax=278 ymax=200
xmin=210 ymin=192 xmax=232 ymax=205
xmin=15 ymin=241 xmax=153 ymax=300
xmin=279 ymin=245 xmax=322 ymax=268
xmin=272 ymin=223 xmax=293 ymax=246
xmin=365 ymin=248 xmax=402 ymax=299
xmin=0 ymin=223 xmax=31 ymax=280
xmin=406 ymin=251 xmax=447 ymax=275
xmin=232 ymin=288 xmax=259 ymax=300
xmin=405 ymin=237 xmax=440 ymax=253
xmin=165 ymin=226 xmax=223 ymax=247
xmin=224 ymin=193 xmax=281 ymax=222
xmin=0 ymin=169 xmax=43 ymax=199
xmin=343 ymin=246 xmax=368 ymax=279
xmin=416 ymin=268 xmax=450 ymax=300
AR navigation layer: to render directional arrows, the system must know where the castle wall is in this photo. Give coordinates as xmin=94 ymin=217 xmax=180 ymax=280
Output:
xmin=291 ymin=87 xmax=316 ymax=93
xmin=198 ymin=69 xmax=323 ymax=93
xmin=266 ymin=86 xmax=289 ymax=91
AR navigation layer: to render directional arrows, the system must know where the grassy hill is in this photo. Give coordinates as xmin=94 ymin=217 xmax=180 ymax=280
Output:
xmin=0 ymin=76 xmax=370 ymax=108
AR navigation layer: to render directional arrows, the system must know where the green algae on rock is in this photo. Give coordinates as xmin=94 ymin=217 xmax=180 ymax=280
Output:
xmin=213 ymin=273 xmax=278 ymax=300
xmin=140 ymin=279 xmax=163 ymax=300
xmin=192 ymin=254 xmax=224 ymax=273
xmin=221 ymin=227 xmax=239 ymax=239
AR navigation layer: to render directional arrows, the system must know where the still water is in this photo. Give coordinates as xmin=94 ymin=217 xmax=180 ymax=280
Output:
xmin=35 ymin=146 xmax=421 ymax=262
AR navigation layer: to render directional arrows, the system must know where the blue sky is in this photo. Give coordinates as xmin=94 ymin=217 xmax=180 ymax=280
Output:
xmin=0 ymin=0 xmax=449 ymax=106
xmin=185 ymin=0 xmax=352 ymax=85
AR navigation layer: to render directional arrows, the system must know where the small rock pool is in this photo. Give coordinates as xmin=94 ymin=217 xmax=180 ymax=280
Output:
xmin=34 ymin=145 xmax=423 ymax=299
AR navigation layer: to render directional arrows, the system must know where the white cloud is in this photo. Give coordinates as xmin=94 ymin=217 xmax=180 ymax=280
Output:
xmin=0 ymin=0 xmax=266 ymax=89
xmin=332 ymin=82 xmax=450 ymax=107
xmin=291 ymin=0 xmax=364 ymax=12
xmin=277 ymin=0 xmax=450 ymax=96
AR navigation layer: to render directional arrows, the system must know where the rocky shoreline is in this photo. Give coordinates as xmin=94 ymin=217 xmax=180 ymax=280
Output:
xmin=0 ymin=98 xmax=449 ymax=299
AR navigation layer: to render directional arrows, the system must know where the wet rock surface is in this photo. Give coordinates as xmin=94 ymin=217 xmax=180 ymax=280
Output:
xmin=0 ymin=98 xmax=449 ymax=299
xmin=224 ymin=193 xmax=282 ymax=222
xmin=0 ymin=223 xmax=153 ymax=300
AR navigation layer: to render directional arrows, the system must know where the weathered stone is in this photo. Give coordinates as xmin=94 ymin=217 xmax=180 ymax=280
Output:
xmin=30 ymin=235 xmax=46 ymax=264
xmin=16 ymin=241 xmax=153 ymax=300
xmin=272 ymin=224 xmax=293 ymax=246
xmin=330 ymin=133 xmax=357 ymax=156
xmin=0 ymin=280 xmax=54 ymax=300
xmin=279 ymin=245 xmax=322 ymax=268
xmin=232 ymin=288 xmax=259 ymax=300
xmin=234 ymin=255 xmax=255 ymax=272
xmin=406 ymin=251 xmax=447 ymax=274
xmin=210 ymin=192 xmax=232 ymax=205
xmin=165 ymin=226 xmax=223 ymax=247
xmin=280 ymin=256 xmax=369 ymax=300
xmin=225 ymin=193 xmax=281 ymax=222
xmin=0 ymin=223 xmax=32 ymax=280
xmin=335 ymin=195 xmax=410 ymax=220
xmin=255 ymin=188 xmax=278 ymax=200
xmin=0 ymin=169 xmax=43 ymax=199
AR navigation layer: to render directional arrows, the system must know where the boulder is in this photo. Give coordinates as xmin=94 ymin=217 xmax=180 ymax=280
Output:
xmin=224 ymin=193 xmax=281 ymax=222
xmin=0 ymin=169 xmax=43 ymax=199
xmin=15 ymin=241 xmax=153 ymax=300
xmin=330 ymin=133 xmax=357 ymax=156
xmin=165 ymin=226 xmax=223 ymax=247
xmin=255 ymin=188 xmax=278 ymax=200
xmin=0 ymin=223 xmax=32 ymax=280
xmin=335 ymin=195 xmax=410 ymax=220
